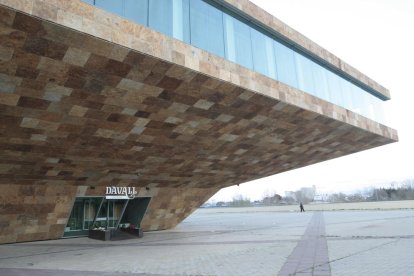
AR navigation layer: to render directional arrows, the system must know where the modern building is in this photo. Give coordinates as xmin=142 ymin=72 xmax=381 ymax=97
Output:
xmin=0 ymin=0 xmax=397 ymax=244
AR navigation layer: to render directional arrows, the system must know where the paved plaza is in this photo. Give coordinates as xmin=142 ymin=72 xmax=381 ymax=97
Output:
xmin=0 ymin=206 xmax=413 ymax=275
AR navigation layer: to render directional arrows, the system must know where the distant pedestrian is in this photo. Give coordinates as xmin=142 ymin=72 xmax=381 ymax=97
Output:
xmin=299 ymin=202 xmax=305 ymax=212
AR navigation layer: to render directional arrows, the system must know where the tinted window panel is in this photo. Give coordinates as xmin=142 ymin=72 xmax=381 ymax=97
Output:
xmin=326 ymin=70 xmax=344 ymax=106
xmin=95 ymin=0 xmax=123 ymax=15
xmin=311 ymin=62 xmax=330 ymax=101
xmin=124 ymin=0 xmax=148 ymax=26
xmin=190 ymin=0 xmax=225 ymax=57
xmin=149 ymin=1 xmax=173 ymax=36
xmin=294 ymin=53 xmax=317 ymax=95
xmin=224 ymin=14 xmax=253 ymax=69
xmin=172 ymin=0 xmax=190 ymax=43
xmin=274 ymin=41 xmax=297 ymax=87
xmin=251 ymin=28 xmax=277 ymax=78
xmin=340 ymin=78 xmax=353 ymax=110
xmin=149 ymin=0 xmax=189 ymax=43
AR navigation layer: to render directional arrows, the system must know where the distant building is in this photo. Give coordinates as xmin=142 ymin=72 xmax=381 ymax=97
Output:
xmin=285 ymin=191 xmax=297 ymax=201
xmin=313 ymin=194 xmax=329 ymax=202
xmin=301 ymin=186 xmax=317 ymax=200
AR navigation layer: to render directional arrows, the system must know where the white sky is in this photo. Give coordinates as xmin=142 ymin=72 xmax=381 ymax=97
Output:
xmin=210 ymin=0 xmax=414 ymax=201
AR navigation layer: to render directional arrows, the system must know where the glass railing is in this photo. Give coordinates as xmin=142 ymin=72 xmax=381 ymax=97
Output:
xmin=82 ymin=0 xmax=388 ymax=125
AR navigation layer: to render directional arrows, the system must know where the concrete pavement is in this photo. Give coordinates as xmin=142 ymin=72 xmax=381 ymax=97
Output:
xmin=0 ymin=208 xmax=413 ymax=275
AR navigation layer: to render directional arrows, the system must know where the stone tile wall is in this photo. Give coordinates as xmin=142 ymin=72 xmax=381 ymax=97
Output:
xmin=0 ymin=184 xmax=77 ymax=244
xmin=141 ymin=187 xmax=218 ymax=231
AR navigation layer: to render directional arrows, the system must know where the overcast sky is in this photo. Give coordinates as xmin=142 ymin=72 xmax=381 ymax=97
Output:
xmin=211 ymin=0 xmax=414 ymax=201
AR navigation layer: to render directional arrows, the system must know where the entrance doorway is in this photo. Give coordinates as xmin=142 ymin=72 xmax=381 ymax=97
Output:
xmin=63 ymin=197 xmax=151 ymax=238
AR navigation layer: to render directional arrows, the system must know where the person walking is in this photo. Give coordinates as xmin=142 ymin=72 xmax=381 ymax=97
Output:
xmin=299 ymin=202 xmax=305 ymax=212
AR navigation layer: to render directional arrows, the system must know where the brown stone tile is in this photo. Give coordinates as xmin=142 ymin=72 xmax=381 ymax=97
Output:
xmin=81 ymin=35 xmax=113 ymax=57
xmin=45 ymin=40 xmax=68 ymax=60
xmin=0 ymin=60 xmax=17 ymax=75
xmin=106 ymin=113 xmax=136 ymax=124
xmin=173 ymin=94 xmax=199 ymax=106
xmin=0 ymin=5 xmax=16 ymax=27
xmin=67 ymin=66 xmax=88 ymax=79
xmin=17 ymin=96 xmax=50 ymax=110
xmin=142 ymin=96 xmax=170 ymax=109
xmin=12 ymin=12 xmax=44 ymax=35
xmin=152 ymin=60 xmax=174 ymax=75
xmin=84 ymin=109 xmax=109 ymax=120
xmin=157 ymin=76 xmax=183 ymax=90
xmin=11 ymin=49 xmax=40 ymax=68
xmin=143 ymin=71 xmax=165 ymax=86
xmin=15 ymin=65 xmax=39 ymax=79
xmin=84 ymin=53 xmax=108 ymax=73
xmin=104 ymin=59 xmax=132 ymax=78
xmin=122 ymin=50 xmax=145 ymax=66
xmin=134 ymin=110 xmax=151 ymax=118
xmin=64 ymin=75 xmax=86 ymax=89
xmin=93 ymin=73 xmax=122 ymax=87
xmin=83 ymin=79 xmax=105 ymax=94
xmin=37 ymin=57 xmax=69 ymax=79
xmin=0 ymin=29 xmax=27 ymax=50
xmin=126 ymin=67 xmax=152 ymax=83
xmin=23 ymin=36 xmax=48 ymax=56
xmin=0 ymin=44 xmax=14 ymax=61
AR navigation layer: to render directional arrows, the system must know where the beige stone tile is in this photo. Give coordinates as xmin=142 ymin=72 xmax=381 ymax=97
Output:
xmin=57 ymin=10 xmax=82 ymax=30
xmin=20 ymin=117 xmax=39 ymax=128
xmin=81 ymin=17 xmax=112 ymax=41
xmin=63 ymin=47 xmax=90 ymax=67
xmin=59 ymin=0 xmax=94 ymax=20
xmin=81 ymin=36 xmax=114 ymax=57
xmin=0 ymin=0 xmax=33 ymax=14
xmin=68 ymin=105 xmax=88 ymax=117
xmin=117 ymin=78 xmax=144 ymax=91
xmin=32 ymin=1 xmax=57 ymax=21
xmin=109 ymin=45 xmax=130 ymax=62
xmin=193 ymin=99 xmax=214 ymax=110
xmin=0 ymin=93 xmax=19 ymax=106
xmin=134 ymin=118 xmax=150 ymax=127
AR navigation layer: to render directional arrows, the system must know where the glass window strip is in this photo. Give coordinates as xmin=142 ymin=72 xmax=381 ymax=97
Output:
xmin=81 ymin=0 xmax=387 ymax=124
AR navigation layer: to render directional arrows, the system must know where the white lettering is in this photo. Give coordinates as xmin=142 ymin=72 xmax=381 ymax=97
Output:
xmin=105 ymin=186 xmax=137 ymax=199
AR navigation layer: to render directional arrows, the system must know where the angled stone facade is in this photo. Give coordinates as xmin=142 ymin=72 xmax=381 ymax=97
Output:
xmin=0 ymin=0 xmax=397 ymax=244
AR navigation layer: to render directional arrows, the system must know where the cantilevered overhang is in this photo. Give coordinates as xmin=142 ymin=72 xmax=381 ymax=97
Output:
xmin=0 ymin=1 xmax=397 ymax=190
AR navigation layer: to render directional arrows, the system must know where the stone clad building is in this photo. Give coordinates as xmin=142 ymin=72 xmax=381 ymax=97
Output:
xmin=0 ymin=0 xmax=397 ymax=244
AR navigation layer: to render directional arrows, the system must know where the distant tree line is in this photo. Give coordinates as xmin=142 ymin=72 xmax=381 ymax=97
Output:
xmin=207 ymin=191 xmax=299 ymax=208
xmin=228 ymin=195 xmax=252 ymax=207
xmin=203 ymin=179 xmax=414 ymax=208
xmin=328 ymin=180 xmax=414 ymax=203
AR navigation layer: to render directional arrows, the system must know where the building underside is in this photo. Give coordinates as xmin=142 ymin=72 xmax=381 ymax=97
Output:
xmin=0 ymin=1 xmax=397 ymax=244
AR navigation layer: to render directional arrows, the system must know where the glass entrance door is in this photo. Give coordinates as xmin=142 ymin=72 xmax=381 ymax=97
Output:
xmin=93 ymin=199 xmax=126 ymax=229
xmin=64 ymin=196 xmax=152 ymax=238
xmin=64 ymin=197 xmax=101 ymax=237
xmin=67 ymin=199 xmax=83 ymax=232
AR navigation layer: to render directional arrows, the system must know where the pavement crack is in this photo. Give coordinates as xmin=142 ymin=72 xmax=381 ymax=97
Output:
xmin=326 ymin=238 xmax=399 ymax=265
